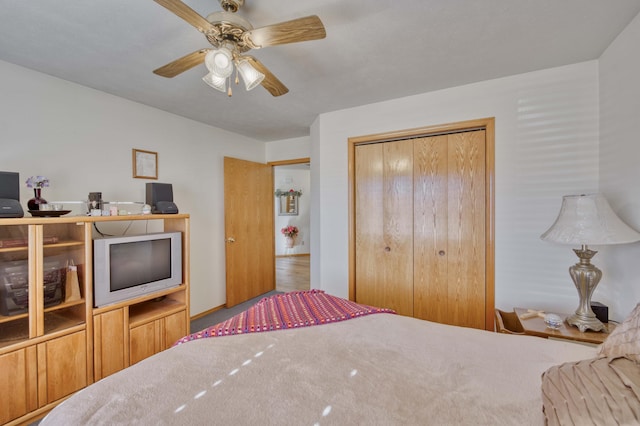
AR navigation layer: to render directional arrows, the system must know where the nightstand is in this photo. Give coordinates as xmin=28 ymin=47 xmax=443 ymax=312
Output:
xmin=513 ymin=307 xmax=615 ymax=345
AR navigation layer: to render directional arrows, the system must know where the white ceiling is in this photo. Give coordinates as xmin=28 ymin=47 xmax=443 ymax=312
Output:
xmin=1 ymin=1 xmax=639 ymax=142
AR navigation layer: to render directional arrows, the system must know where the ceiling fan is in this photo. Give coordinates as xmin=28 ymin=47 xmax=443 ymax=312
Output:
xmin=152 ymin=0 xmax=326 ymax=97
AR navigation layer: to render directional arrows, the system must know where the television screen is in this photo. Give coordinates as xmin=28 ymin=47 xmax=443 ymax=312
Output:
xmin=93 ymin=231 xmax=182 ymax=308
xmin=109 ymin=238 xmax=172 ymax=291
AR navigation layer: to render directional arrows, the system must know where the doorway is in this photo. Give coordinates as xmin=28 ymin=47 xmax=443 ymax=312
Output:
xmin=271 ymin=158 xmax=311 ymax=293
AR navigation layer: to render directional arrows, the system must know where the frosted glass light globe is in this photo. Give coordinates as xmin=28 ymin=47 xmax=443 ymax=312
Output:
xmin=204 ymin=48 xmax=234 ymax=78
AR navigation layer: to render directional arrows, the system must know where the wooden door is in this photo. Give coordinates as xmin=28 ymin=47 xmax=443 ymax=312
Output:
xmin=413 ymin=135 xmax=449 ymax=322
xmin=224 ymin=157 xmax=275 ymax=308
xmin=355 ymin=140 xmax=414 ymax=315
xmin=0 ymin=347 xmax=37 ymax=424
xmin=163 ymin=310 xmax=187 ymax=349
xmin=352 ymin=124 xmax=491 ymax=330
xmin=446 ymin=130 xmax=486 ymax=328
xmin=39 ymin=331 xmax=88 ymax=403
xmin=413 ymin=131 xmax=486 ymax=329
xmin=130 ymin=321 xmax=159 ymax=365
xmin=93 ymin=309 xmax=127 ymax=380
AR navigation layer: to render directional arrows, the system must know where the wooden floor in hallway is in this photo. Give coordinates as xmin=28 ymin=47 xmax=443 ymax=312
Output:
xmin=276 ymin=255 xmax=310 ymax=293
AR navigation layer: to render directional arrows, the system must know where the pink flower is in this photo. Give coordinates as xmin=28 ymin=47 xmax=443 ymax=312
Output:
xmin=281 ymin=226 xmax=299 ymax=237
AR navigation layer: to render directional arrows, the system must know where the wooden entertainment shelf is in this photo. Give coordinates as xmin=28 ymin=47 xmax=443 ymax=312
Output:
xmin=0 ymin=214 xmax=190 ymax=425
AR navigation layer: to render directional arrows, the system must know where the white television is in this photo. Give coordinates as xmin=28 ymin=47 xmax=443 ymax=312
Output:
xmin=93 ymin=232 xmax=182 ymax=308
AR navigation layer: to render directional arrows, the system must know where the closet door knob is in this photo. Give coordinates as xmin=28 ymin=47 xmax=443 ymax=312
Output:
xmin=384 ymin=246 xmax=391 ymax=252
xmin=225 ymin=237 xmax=236 ymax=243
xmin=438 ymin=250 xmax=445 ymax=256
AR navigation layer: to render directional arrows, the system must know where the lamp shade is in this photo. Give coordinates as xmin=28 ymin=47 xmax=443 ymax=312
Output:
xmin=236 ymin=58 xmax=265 ymax=91
xmin=541 ymin=193 xmax=640 ymax=245
xmin=204 ymin=47 xmax=234 ymax=78
xmin=202 ymin=72 xmax=227 ymax=93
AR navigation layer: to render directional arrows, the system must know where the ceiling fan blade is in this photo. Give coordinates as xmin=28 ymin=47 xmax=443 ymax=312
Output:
xmin=244 ymin=15 xmax=326 ymax=48
xmin=153 ymin=49 xmax=209 ymax=78
xmin=245 ymin=56 xmax=289 ymax=97
xmin=154 ymin=0 xmax=216 ymax=33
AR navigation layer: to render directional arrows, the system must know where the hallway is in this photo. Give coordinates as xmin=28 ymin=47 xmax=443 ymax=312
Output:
xmin=275 ymin=255 xmax=310 ymax=293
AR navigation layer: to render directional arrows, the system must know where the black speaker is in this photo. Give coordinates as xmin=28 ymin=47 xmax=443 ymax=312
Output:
xmin=591 ymin=301 xmax=608 ymax=323
xmin=146 ymin=183 xmax=178 ymax=214
xmin=0 ymin=172 xmax=24 ymax=218
xmin=0 ymin=199 xmax=24 ymax=218
xmin=0 ymin=171 xmax=20 ymax=200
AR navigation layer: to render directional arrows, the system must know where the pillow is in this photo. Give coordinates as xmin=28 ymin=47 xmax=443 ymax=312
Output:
xmin=541 ymin=356 xmax=640 ymax=426
xmin=599 ymin=302 xmax=640 ymax=362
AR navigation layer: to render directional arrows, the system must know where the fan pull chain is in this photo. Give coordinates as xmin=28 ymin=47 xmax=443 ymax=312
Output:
xmin=227 ymin=76 xmax=232 ymax=97
xmin=235 ymin=67 xmax=239 ymax=86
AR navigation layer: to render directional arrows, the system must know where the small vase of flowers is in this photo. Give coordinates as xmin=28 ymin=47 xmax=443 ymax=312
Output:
xmin=281 ymin=225 xmax=299 ymax=248
xmin=25 ymin=175 xmax=49 ymax=211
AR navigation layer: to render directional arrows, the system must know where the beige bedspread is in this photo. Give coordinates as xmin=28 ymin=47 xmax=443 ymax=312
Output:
xmin=42 ymin=314 xmax=596 ymax=425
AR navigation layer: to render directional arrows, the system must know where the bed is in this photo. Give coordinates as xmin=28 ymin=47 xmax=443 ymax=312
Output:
xmin=41 ymin=291 xmax=640 ymax=425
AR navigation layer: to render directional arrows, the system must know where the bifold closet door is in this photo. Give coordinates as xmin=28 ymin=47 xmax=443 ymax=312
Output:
xmin=413 ymin=135 xmax=449 ymax=322
xmin=414 ymin=130 xmax=486 ymax=328
xmin=355 ymin=140 xmax=414 ymax=316
xmin=355 ymin=129 xmax=487 ymax=329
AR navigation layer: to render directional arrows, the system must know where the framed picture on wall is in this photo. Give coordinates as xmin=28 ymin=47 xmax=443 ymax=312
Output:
xmin=132 ymin=149 xmax=158 ymax=179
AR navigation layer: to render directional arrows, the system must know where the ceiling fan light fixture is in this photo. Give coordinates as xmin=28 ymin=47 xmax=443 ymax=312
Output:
xmin=153 ymin=2 xmax=326 ymax=97
xmin=236 ymin=58 xmax=265 ymax=91
xmin=204 ymin=47 xmax=234 ymax=78
xmin=202 ymin=72 xmax=227 ymax=93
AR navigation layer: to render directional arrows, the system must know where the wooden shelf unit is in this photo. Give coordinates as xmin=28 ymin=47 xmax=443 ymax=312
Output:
xmin=0 ymin=214 xmax=190 ymax=425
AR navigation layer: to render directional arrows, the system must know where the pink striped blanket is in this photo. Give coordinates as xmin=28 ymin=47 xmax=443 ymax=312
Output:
xmin=175 ymin=290 xmax=394 ymax=345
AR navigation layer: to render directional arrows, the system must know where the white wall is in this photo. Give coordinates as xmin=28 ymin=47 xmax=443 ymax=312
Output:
xmin=0 ymin=60 xmax=265 ymax=316
xmin=265 ymin=136 xmax=310 ymax=162
xmin=310 ymin=119 xmax=322 ymax=292
xmin=273 ymin=168 xmax=311 ymax=255
xmin=312 ymin=61 xmax=601 ymax=317
xmin=599 ymin=12 xmax=640 ymax=320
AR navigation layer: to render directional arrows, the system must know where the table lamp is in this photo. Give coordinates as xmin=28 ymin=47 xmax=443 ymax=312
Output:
xmin=540 ymin=194 xmax=640 ymax=332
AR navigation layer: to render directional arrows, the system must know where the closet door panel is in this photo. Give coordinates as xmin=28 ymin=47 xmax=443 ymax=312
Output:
xmin=355 ymin=144 xmax=386 ymax=310
xmin=413 ymin=135 xmax=449 ymax=322
xmin=355 ymin=141 xmax=414 ymax=316
xmin=447 ymin=130 xmax=486 ymax=329
xmin=382 ymin=140 xmax=414 ymax=316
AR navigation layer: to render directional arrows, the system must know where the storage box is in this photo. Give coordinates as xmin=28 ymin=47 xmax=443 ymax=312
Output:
xmin=0 ymin=258 xmax=64 ymax=316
